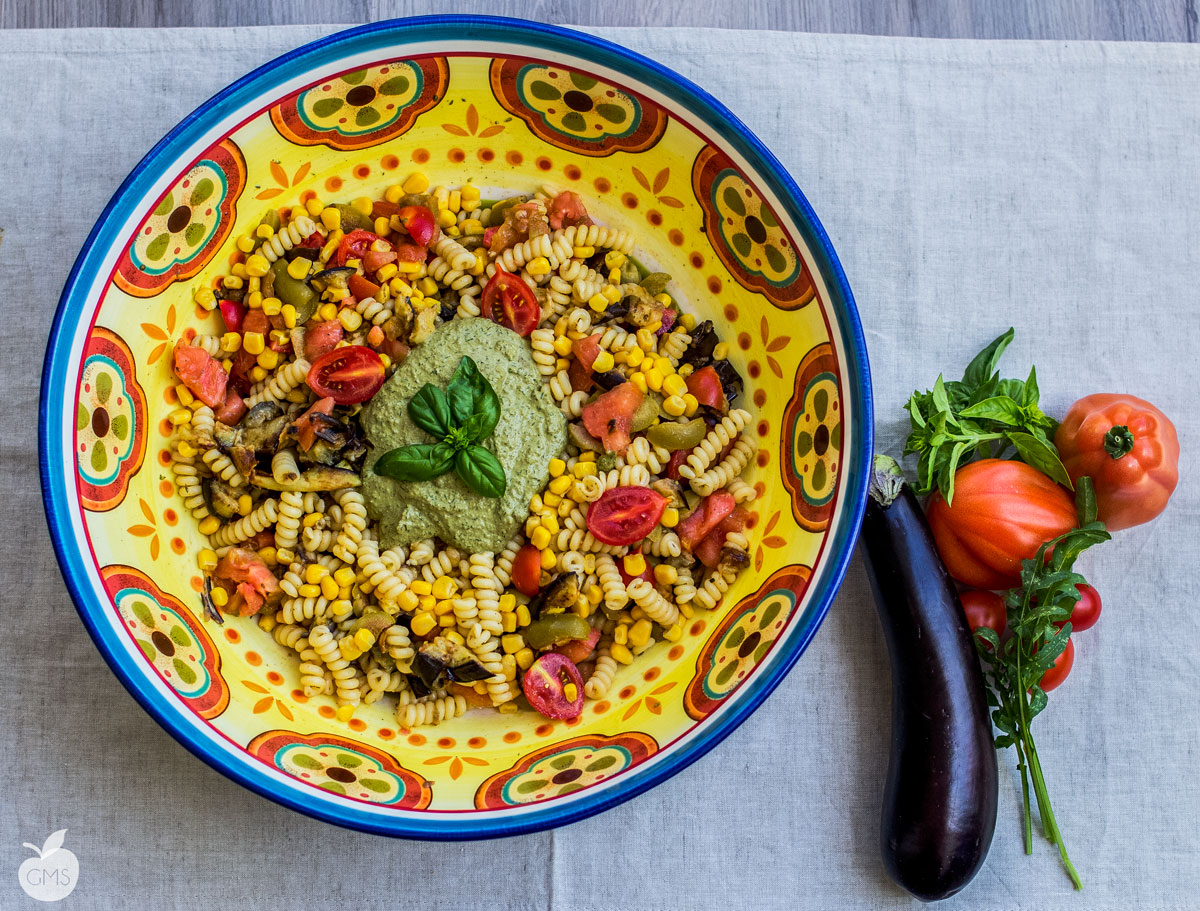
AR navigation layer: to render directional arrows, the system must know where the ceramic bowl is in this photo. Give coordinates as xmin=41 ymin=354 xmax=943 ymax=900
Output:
xmin=40 ymin=16 xmax=872 ymax=838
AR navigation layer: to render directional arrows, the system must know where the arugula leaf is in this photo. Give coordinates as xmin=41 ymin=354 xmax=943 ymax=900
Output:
xmin=408 ymin=384 xmax=453 ymax=438
xmin=455 ymin=445 xmax=506 ymax=498
xmin=373 ymin=441 xmax=456 ymax=482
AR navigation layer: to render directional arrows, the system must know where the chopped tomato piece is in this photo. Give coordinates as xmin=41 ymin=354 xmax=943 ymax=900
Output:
xmin=304 ymin=320 xmax=343 ymax=360
xmin=686 ymin=365 xmax=727 ymax=411
xmin=523 ymin=654 xmax=585 ymax=720
xmin=567 ymin=357 xmax=593 ymax=395
xmin=363 ymin=248 xmax=397 ymax=273
xmin=370 ymin=200 xmax=401 ymax=220
xmin=489 ymin=201 xmax=548 ymax=252
xmin=306 ymin=345 xmax=385 ymax=404
xmin=378 ymin=338 xmax=410 ymax=365
xmin=218 ymin=299 xmax=245 ymax=333
xmin=172 ymin=342 xmax=228 ymax=408
xmin=214 ymin=388 xmax=247 ymax=425
xmin=587 ymin=486 xmax=668 ymax=547
xmin=241 ymin=309 xmax=270 ymax=336
xmin=678 ymin=491 xmax=738 ymax=552
xmin=581 ymin=382 xmax=643 ymax=454
xmin=666 ymin=449 xmax=688 ymax=481
xmin=448 ymin=682 xmax=495 ymax=709
xmin=231 ymin=582 xmax=264 ymax=616
xmin=395 ymin=242 xmax=427 ymax=263
xmin=214 ymin=547 xmax=280 ymax=600
xmin=228 ymin=347 xmax=256 ymax=396
xmin=552 ymin=628 xmax=601 ymax=664
xmin=481 ymin=268 xmax=540 ymax=336
xmin=348 ymin=273 xmax=380 ymax=301
xmin=693 ymin=506 xmax=750 ymax=568
xmin=572 ymin=333 xmax=603 ymax=371
xmin=396 ymin=205 xmax=438 ymax=246
xmin=293 ymin=397 xmax=335 ymax=451
xmin=546 ymin=190 xmax=592 ymax=230
xmin=511 ymin=544 xmax=542 ymax=597
xmin=334 ymin=229 xmax=385 ymax=267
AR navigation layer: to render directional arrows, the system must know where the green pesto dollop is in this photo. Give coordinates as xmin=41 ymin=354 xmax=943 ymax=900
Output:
xmin=361 ymin=318 xmax=567 ymax=553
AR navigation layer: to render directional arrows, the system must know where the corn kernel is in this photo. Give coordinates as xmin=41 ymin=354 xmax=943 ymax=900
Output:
xmin=515 ymin=604 xmax=532 ymax=628
xmin=334 ymin=309 xmax=360 ymax=333
xmin=344 ymin=196 xmax=370 ymax=216
xmin=629 ymin=371 xmax=648 ymax=394
xmin=380 ymin=184 xmax=404 ymax=205
xmin=418 ymin=595 xmax=436 ymax=612
xmin=193 ymin=515 xmax=218 ymax=537
xmin=682 ymin=393 xmax=700 ymax=417
xmin=629 ymin=618 xmax=653 ymax=648
xmin=680 ymin=312 xmax=697 ymax=331
xmin=403 ymin=172 xmax=430 ymax=194
xmin=608 ymin=267 xmax=621 ymax=283
xmin=311 ymin=302 xmax=334 ymax=322
xmin=679 ymin=602 xmax=695 ymax=620
xmin=222 ymin=275 xmax=244 ymax=291
xmin=398 ymin=590 xmax=420 ymax=612
xmin=244 ymin=291 xmax=263 ymax=311
xmin=235 ymin=235 xmax=256 ymax=254
xmin=436 ymin=208 xmax=457 ymax=229
xmin=645 ymin=368 xmax=665 ymax=392
xmin=444 ymin=629 xmax=465 ymax=646
xmin=240 ymin=330 xmax=265 ymax=356
xmin=622 ymin=553 xmax=647 ymax=577
xmin=500 ymin=634 xmax=524 ymax=655
xmin=589 ymin=350 xmax=615 ymax=373
xmin=604 ymin=250 xmax=626 ymax=269
xmin=284 ymin=257 xmax=309 ymax=281
xmin=601 ymin=284 xmax=622 ymax=304
xmin=540 ymin=548 xmax=556 ymax=571
xmin=662 ymin=394 xmax=687 ymax=417
xmin=319 ymin=207 xmax=342 ymax=233
xmin=612 ymin=643 xmax=635 ymax=666
xmin=300 ymin=512 xmax=323 ymax=529
xmin=433 ymin=598 xmax=455 ymax=617
xmin=319 ymin=576 xmax=339 ymax=600
xmin=431 ymin=576 xmax=457 ymax=600
xmin=524 ymin=255 xmax=551 ymax=277
xmin=193 ymin=286 xmax=218 ymax=310
xmin=663 ymin=374 xmax=688 ymax=398
xmin=461 ymin=182 xmax=481 ymax=202
xmin=438 ymin=614 xmax=456 ymax=628
xmin=461 ymin=218 xmax=485 ymax=236
xmin=303 ymin=563 xmax=326 ymax=584
xmin=530 ymin=526 xmax=551 ymax=550
xmin=197 ymin=548 xmax=219 ymax=572
xmin=502 ymin=612 xmax=518 ymax=633
xmin=409 ymin=579 xmax=432 ymax=596
xmin=514 ymin=647 xmax=535 ymax=671
xmin=626 ymin=347 xmax=646 ymax=368
xmin=168 ymin=408 xmax=192 ymax=426
xmin=573 ymin=245 xmax=595 ymax=258
xmin=208 ymin=586 xmax=228 ymax=609
xmin=259 ymin=546 xmax=278 ymax=565
xmin=417 ymin=277 xmax=438 ymax=296
xmin=366 ymin=214 xmax=387 ymax=237
xmin=239 ymin=252 xmax=268 ymax=277
xmin=407 ymin=611 xmax=435 ymax=637
xmin=257 ymin=349 xmax=280 ymax=371
xmin=294 ymin=582 xmax=317 ymax=599
xmin=379 ymin=353 xmax=392 ymax=369
xmin=446 ymin=189 xmax=461 ymax=213
xmin=613 ymin=623 xmax=629 ymax=645
xmin=659 ymin=507 xmax=682 ymax=530
xmin=280 ymin=304 xmax=297 ymax=329
xmin=540 ymin=513 xmax=561 ymax=536
xmin=713 ymin=341 xmax=730 ymax=360
xmin=543 ymin=492 xmax=562 ymax=510
xmin=498 ymin=700 xmax=520 ymax=714
xmin=545 ymin=476 xmax=572 ymax=498
xmin=335 ymin=704 xmax=355 ymax=723
xmin=630 ymin=606 xmax=647 ymax=622
xmin=215 ymin=331 xmax=240 ymax=354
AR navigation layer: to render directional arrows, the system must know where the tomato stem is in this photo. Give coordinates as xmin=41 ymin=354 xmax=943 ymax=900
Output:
xmin=1103 ymin=424 xmax=1135 ymax=459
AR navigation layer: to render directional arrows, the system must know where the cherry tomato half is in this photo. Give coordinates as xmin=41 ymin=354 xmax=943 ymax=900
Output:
xmin=482 ymin=268 xmax=540 ymax=337
xmin=1067 ymin=583 xmax=1102 ymax=632
xmin=586 ymin=486 xmax=668 ymax=547
xmin=306 ymin=345 xmax=385 ymax=404
xmin=1040 ymin=638 xmax=1074 ymax=692
xmin=685 ymin=365 xmax=727 ymax=410
xmin=959 ymin=589 xmax=1007 ymax=642
xmin=511 ymin=544 xmax=542 ymax=598
xmin=522 ymin=653 xmax=585 ymax=720
xmin=334 ymin=229 xmax=385 ymax=268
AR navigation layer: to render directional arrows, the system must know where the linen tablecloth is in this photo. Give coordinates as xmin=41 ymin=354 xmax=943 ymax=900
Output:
xmin=3 ymin=24 xmax=1197 ymax=911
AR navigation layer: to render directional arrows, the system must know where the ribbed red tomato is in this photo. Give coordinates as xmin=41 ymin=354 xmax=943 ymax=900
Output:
xmin=1054 ymin=393 xmax=1179 ymax=531
xmin=926 ymin=459 xmax=1077 ymax=589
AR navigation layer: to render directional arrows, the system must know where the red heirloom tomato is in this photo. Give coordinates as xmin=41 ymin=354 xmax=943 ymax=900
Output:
xmin=959 ymin=589 xmax=1008 ymax=640
xmin=306 ymin=346 xmax=385 ymax=404
xmin=1054 ymin=393 xmax=1180 ymax=531
xmin=926 ymin=459 xmax=1077 ymax=590
xmin=481 ymin=268 xmax=540 ymax=336
xmin=586 ymin=486 xmax=667 ymax=546
xmin=1039 ymin=638 xmax=1074 ymax=692
xmin=511 ymin=544 xmax=542 ymax=597
xmin=523 ymin=654 xmax=585 ymax=720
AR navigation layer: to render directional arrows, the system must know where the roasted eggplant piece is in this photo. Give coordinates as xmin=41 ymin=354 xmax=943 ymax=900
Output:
xmin=712 ymin=359 xmax=744 ymax=407
xmin=681 ymin=319 xmax=718 ymax=367
xmin=592 ymin=369 xmax=626 ymax=391
xmin=650 ymin=478 xmax=686 ymax=509
xmin=313 ymin=266 xmax=355 ymax=290
xmin=406 ymin=673 xmax=432 ymax=698
xmin=626 ymin=293 xmax=665 ymax=328
xmin=205 ymin=478 xmax=241 ymax=519
xmin=537 ymin=572 xmax=581 ymax=617
xmin=412 ymin=636 xmax=493 ymax=689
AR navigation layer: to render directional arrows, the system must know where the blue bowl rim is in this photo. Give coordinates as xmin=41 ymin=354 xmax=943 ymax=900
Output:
xmin=39 ymin=14 xmax=873 ymax=840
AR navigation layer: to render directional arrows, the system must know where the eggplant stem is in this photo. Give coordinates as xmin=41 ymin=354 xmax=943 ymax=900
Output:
xmin=868 ymin=454 xmax=906 ymax=507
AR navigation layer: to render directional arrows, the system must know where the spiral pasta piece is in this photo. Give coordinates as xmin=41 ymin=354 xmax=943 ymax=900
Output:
xmin=201 ymin=447 xmax=245 ymax=487
xmin=645 ymin=532 xmax=682 ymax=558
xmin=298 ymin=637 xmax=332 ymax=697
xmin=469 ymin=553 xmax=504 ymax=635
xmin=553 ymin=528 xmax=623 ymax=555
xmin=627 ymin=578 xmax=680 ymax=628
xmin=273 ymin=623 xmax=309 ymax=652
xmin=308 ymin=625 xmax=360 ymax=706
xmin=407 ymin=538 xmax=436 ymax=566
xmin=692 ymin=567 xmax=737 ymax=611
xmin=274 ymin=490 xmax=303 ymax=563
xmin=420 ymin=548 xmax=461 ymax=584
xmin=551 ymin=223 xmax=636 ymax=254
xmin=190 ymin=334 xmax=223 ymax=357
xmin=673 ymin=564 xmax=697 ymax=604
xmin=426 ymin=256 xmax=475 ymax=291
xmin=398 ymin=693 xmax=467 ymax=728
xmin=584 ymin=641 xmax=618 ymax=699
xmin=597 ymin=325 xmax=638 ymax=353
xmin=380 ymin=624 xmax=414 ymax=672
xmin=726 ymin=477 xmax=758 ymax=504
xmin=259 ymin=215 xmax=317 ymax=263
xmin=245 ymin=358 xmax=311 ymax=408
xmin=356 ymin=537 xmax=416 ymax=604
xmin=494 ymin=535 xmax=522 ymax=588
xmin=529 ymin=328 xmax=557 ymax=377
xmin=331 ymin=488 xmax=367 ymax=564
xmin=271 ymin=448 xmax=300 ymax=484
xmin=679 ymin=409 xmax=752 ymax=480
xmin=190 ymin=406 xmax=216 ymax=442
xmin=210 ymin=499 xmax=279 ymax=546
xmin=690 ymin=437 xmax=756 ymax=497
xmin=595 ymin=554 xmax=629 ymax=609
xmin=659 ymin=328 xmax=692 ymax=362
xmin=302 ymin=525 xmax=336 ymax=553
xmin=354 ymin=295 xmax=393 ymax=327
xmin=170 ymin=449 xmax=210 ymax=520
xmin=281 ymin=595 xmax=329 ymax=625
xmin=433 ymin=234 xmax=476 ymax=272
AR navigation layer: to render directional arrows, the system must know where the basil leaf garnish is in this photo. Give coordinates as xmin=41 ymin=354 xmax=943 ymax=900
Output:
xmin=455 ymin=445 xmax=506 ymax=498
xmin=373 ymin=441 xmax=456 ymax=482
xmin=408 ymin=383 xmax=453 ymax=438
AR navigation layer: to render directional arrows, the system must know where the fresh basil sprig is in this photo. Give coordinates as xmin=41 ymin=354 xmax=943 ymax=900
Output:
xmin=373 ymin=356 xmax=506 ymax=498
xmin=973 ymin=478 xmax=1110 ymax=889
xmin=903 ymin=328 xmax=1071 ymax=503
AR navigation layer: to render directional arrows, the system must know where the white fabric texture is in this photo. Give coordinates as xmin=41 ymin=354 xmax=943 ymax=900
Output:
xmin=3 ymin=24 xmax=1198 ymax=911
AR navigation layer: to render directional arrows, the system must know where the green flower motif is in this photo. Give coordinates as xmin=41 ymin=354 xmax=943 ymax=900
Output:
xmin=710 ymin=168 xmax=802 ymax=287
xmin=115 ymin=587 xmax=210 ymax=699
xmin=275 ymin=744 xmax=406 ymax=803
xmin=77 ymin=354 xmax=136 ymax=485
xmin=129 ymin=163 xmax=226 ymax=276
xmin=501 ymin=745 xmax=633 ymax=805
xmin=297 ymin=62 xmax=423 ymax=137
xmin=516 ymin=66 xmax=641 ymax=142
xmin=702 ymin=590 xmax=794 ymax=701
xmin=791 ymin=372 xmax=841 ymax=505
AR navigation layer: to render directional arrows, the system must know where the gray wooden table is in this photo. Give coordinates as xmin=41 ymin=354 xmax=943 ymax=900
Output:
xmin=1 ymin=0 xmax=1194 ymax=41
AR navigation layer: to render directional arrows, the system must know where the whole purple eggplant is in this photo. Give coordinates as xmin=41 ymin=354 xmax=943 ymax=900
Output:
xmin=860 ymin=456 xmax=998 ymax=902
